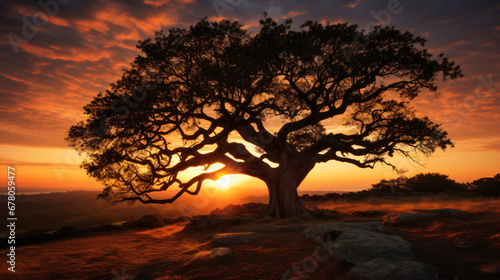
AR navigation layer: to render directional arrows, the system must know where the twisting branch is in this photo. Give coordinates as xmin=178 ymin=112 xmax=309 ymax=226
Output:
xmin=67 ymin=17 xmax=461 ymax=207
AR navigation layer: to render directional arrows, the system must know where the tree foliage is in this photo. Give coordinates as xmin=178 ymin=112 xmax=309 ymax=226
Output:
xmin=468 ymin=174 xmax=500 ymax=196
xmin=67 ymin=16 xmax=461 ymax=215
xmin=370 ymin=173 xmax=500 ymax=195
xmin=405 ymin=173 xmax=466 ymax=193
xmin=370 ymin=177 xmax=409 ymax=193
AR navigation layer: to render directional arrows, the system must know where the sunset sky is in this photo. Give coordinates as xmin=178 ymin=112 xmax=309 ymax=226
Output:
xmin=0 ymin=0 xmax=499 ymax=195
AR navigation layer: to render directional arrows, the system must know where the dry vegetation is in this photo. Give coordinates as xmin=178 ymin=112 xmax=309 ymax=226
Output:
xmin=1 ymin=193 xmax=499 ymax=279
xmin=310 ymin=196 xmax=500 ymax=215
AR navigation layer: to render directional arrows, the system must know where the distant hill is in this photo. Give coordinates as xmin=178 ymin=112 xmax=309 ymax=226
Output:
xmin=0 ymin=189 xmax=268 ymax=237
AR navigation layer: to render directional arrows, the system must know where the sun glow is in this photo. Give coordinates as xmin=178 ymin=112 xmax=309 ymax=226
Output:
xmin=216 ymin=176 xmax=231 ymax=189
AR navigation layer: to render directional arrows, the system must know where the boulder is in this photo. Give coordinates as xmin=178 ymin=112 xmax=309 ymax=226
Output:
xmin=209 ymin=215 xmax=240 ymax=228
xmin=349 ymin=258 xmax=438 ymax=280
xmin=303 ymin=222 xmax=438 ymax=279
xmin=480 ymin=262 xmax=500 ymax=275
xmin=191 ymin=247 xmax=233 ymax=263
xmin=490 ymin=234 xmax=500 ymax=240
xmin=384 ymin=209 xmax=472 ymax=227
xmin=183 ymin=214 xmax=241 ymax=231
xmin=454 ymin=240 xmax=477 ymax=249
xmin=195 ymin=215 xmax=210 ymax=230
xmin=331 ymin=229 xmax=415 ymax=264
xmin=383 ymin=212 xmax=437 ymax=227
xmin=124 ymin=214 xmax=166 ymax=229
xmin=209 ymin=247 xmax=233 ymax=258
xmin=210 ymin=232 xmax=260 ymax=246
xmin=181 ymin=215 xmax=210 ymax=231
xmin=428 ymin=208 xmax=471 ymax=220
xmin=320 ymin=210 xmax=340 ymax=219
xmin=303 ymin=222 xmax=385 ymax=241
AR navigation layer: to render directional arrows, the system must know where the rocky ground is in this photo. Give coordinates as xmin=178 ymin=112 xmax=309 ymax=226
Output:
xmin=1 ymin=202 xmax=499 ymax=279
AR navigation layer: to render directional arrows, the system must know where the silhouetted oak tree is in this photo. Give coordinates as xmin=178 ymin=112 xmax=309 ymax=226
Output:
xmin=67 ymin=17 xmax=462 ymax=218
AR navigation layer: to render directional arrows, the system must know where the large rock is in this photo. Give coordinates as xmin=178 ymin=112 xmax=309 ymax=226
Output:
xmin=182 ymin=215 xmax=210 ymax=231
xmin=331 ymin=229 xmax=415 ymax=264
xmin=195 ymin=215 xmax=210 ymax=230
xmin=479 ymin=261 xmax=500 ymax=275
xmin=490 ymin=234 xmax=500 ymax=240
xmin=320 ymin=210 xmax=339 ymax=219
xmin=428 ymin=208 xmax=471 ymax=220
xmin=183 ymin=214 xmax=240 ymax=231
xmin=349 ymin=258 xmax=438 ymax=280
xmin=191 ymin=247 xmax=233 ymax=263
xmin=303 ymin=222 xmax=385 ymax=241
xmin=209 ymin=247 xmax=233 ymax=258
xmin=303 ymin=222 xmax=438 ymax=280
xmin=384 ymin=209 xmax=472 ymax=228
xmin=383 ymin=212 xmax=437 ymax=227
xmin=209 ymin=214 xmax=240 ymax=228
xmin=124 ymin=214 xmax=166 ymax=229
xmin=210 ymin=232 xmax=260 ymax=246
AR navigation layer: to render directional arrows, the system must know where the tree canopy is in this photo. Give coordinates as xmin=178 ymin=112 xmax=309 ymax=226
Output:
xmin=67 ymin=16 xmax=462 ymax=218
xmin=370 ymin=173 xmax=466 ymax=193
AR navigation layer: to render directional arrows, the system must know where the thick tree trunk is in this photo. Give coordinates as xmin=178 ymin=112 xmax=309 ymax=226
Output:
xmin=260 ymin=164 xmax=314 ymax=218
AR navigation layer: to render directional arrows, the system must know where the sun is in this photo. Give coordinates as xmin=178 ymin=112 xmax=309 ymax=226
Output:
xmin=216 ymin=176 xmax=231 ymax=189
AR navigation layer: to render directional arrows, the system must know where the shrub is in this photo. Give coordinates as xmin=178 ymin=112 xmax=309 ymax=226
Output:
xmin=405 ymin=173 xmax=466 ymax=193
xmin=370 ymin=177 xmax=408 ymax=193
xmin=469 ymin=174 xmax=500 ymax=196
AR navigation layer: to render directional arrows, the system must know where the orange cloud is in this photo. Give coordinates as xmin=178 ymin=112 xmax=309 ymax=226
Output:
xmin=50 ymin=17 xmax=70 ymax=27
xmin=319 ymin=18 xmax=345 ymax=25
xmin=21 ymin=43 xmax=113 ymax=62
xmin=282 ymin=10 xmax=308 ymax=18
xmin=344 ymin=0 xmax=360 ymax=8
